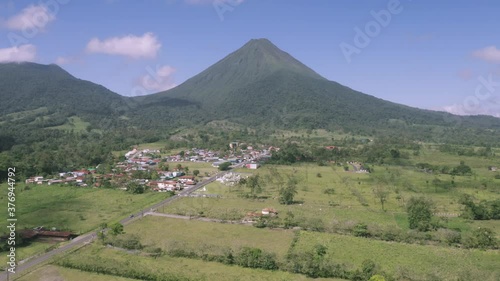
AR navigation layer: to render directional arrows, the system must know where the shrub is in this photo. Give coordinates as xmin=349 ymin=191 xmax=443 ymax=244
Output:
xmin=463 ymin=227 xmax=497 ymax=249
xmin=323 ymin=188 xmax=335 ymax=194
xmin=353 ymin=223 xmax=370 ymax=237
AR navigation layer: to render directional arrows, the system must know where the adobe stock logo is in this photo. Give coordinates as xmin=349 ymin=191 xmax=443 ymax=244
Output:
xmin=7 ymin=0 xmax=71 ymax=47
xmin=213 ymin=0 xmax=243 ymax=21
xmin=339 ymin=0 xmax=408 ymax=64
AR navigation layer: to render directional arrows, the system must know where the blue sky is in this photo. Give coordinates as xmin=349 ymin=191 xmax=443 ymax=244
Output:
xmin=1 ymin=0 xmax=499 ymax=116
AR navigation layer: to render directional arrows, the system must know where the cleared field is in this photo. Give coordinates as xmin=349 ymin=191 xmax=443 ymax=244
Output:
xmin=293 ymin=231 xmax=500 ymax=280
xmin=164 ymin=153 xmax=500 ymax=238
xmin=0 ymin=183 xmax=167 ymax=233
xmin=45 ymin=116 xmax=91 ymax=132
xmin=54 ymin=244 xmax=345 ymax=281
xmin=17 ymin=265 xmax=137 ymax=281
xmin=0 ymin=183 xmax=167 ymax=266
xmin=125 ymin=216 xmax=295 ymax=260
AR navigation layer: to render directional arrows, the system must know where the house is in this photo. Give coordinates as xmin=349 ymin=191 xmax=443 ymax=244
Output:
xmin=489 ymin=166 xmax=498 ymax=172
xmin=212 ymin=161 xmax=228 ymax=168
xmin=262 ymin=208 xmax=278 ymax=216
xmin=25 ymin=176 xmax=44 ymax=184
xmin=246 ymin=163 xmax=260 ymax=170
xmin=72 ymin=170 xmax=89 ymax=177
xmin=178 ymin=176 xmax=196 ymax=183
xmin=48 ymin=179 xmax=63 ymax=185
xmin=125 ymin=149 xmax=137 ymax=158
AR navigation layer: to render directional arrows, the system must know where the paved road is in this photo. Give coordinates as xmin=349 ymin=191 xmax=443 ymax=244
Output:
xmin=0 ymin=163 xmax=245 ymax=280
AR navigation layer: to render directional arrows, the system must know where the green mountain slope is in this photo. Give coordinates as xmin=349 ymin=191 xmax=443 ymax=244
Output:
xmin=136 ymin=39 xmax=500 ymax=140
xmin=0 ymin=62 xmax=130 ymax=122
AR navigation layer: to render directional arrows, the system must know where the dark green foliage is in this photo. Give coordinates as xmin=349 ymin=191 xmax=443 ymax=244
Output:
xmin=245 ymin=174 xmax=263 ymax=196
xmin=283 ymin=211 xmax=298 ymax=229
xmin=110 ymin=223 xmax=124 ymax=236
xmin=450 ymin=161 xmax=473 ymax=176
xmin=353 ymin=223 xmax=370 ymax=237
xmin=218 ymin=162 xmax=231 ymax=171
xmin=407 ymin=197 xmax=434 ymax=231
xmin=459 ymin=194 xmax=500 ymax=220
xmin=279 ymin=176 xmax=298 ymax=205
xmin=235 ymin=247 xmax=278 ymax=270
xmin=462 ymin=227 xmax=498 ymax=250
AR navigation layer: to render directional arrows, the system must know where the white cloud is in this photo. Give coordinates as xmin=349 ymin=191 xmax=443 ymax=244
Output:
xmin=55 ymin=55 xmax=81 ymax=65
xmin=472 ymin=46 xmax=500 ymax=64
xmin=0 ymin=44 xmax=36 ymax=62
xmin=442 ymin=103 xmax=500 ymax=118
xmin=138 ymin=65 xmax=177 ymax=92
xmin=86 ymin=32 xmax=161 ymax=59
xmin=4 ymin=4 xmax=56 ymax=31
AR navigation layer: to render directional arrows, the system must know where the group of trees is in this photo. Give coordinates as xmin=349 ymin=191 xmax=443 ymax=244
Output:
xmin=416 ymin=161 xmax=473 ymax=176
xmin=459 ymin=195 xmax=500 ymax=220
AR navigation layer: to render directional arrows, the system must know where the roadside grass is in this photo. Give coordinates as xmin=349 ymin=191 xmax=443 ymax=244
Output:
xmin=0 ymin=242 xmax=55 ymax=266
xmin=125 ymin=216 xmax=294 ymax=260
xmin=54 ymin=243 xmax=345 ymax=281
xmin=293 ymin=231 xmax=500 ymax=280
xmin=17 ymin=264 xmax=137 ymax=281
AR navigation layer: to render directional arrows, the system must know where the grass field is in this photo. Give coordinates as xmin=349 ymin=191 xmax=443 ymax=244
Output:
xmin=0 ymin=242 xmax=56 ymax=266
xmin=0 ymin=183 xmax=167 ymax=267
xmin=17 ymin=265 xmax=137 ymax=281
xmin=51 ymin=244 xmax=345 ymax=281
xmin=162 ymin=145 xmax=500 ymax=240
xmin=0 ymin=183 xmax=167 ymax=233
xmin=293 ymin=231 xmax=500 ymax=280
xmin=125 ymin=216 xmax=295 ymax=260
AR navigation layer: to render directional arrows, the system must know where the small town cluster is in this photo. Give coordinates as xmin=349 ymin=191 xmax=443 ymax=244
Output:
xmin=24 ymin=145 xmax=275 ymax=192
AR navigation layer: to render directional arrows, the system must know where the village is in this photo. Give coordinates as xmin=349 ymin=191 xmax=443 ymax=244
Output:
xmin=24 ymin=144 xmax=275 ymax=193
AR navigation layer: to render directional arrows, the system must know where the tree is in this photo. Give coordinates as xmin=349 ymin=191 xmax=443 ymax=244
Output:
xmin=193 ymin=169 xmax=200 ymax=177
xmin=150 ymin=170 xmax=160 ymax=180
xmin=184 ymin=166 xmax=189 ymax=174
xmin=218 ymin=162 xmax=231 ymax=171
xmin=283 ymin=211 xmax=298 ymax=229
xmin=127 ymin=181 xmax=144 ymax=194
xmin=373 ymin=186 xmax=389 ymax=211
xmin=407 ymin=197 xmax=434 ymax=231
xmin=246 ymin=175 xmax=262 ymax=196
xmin=279 ymin=176 xmax=298 ymax=205
xmin=110 ymin=223 xmax=124 ymax=236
